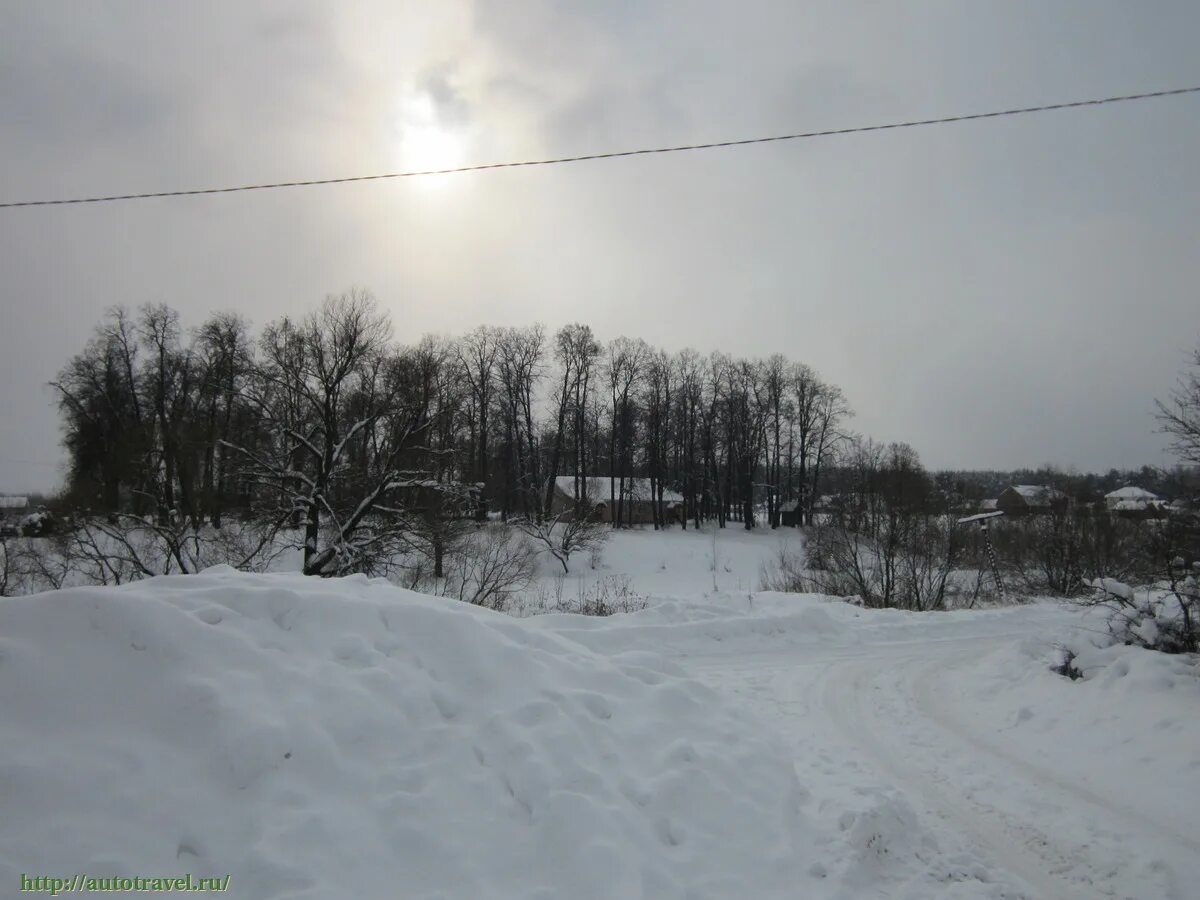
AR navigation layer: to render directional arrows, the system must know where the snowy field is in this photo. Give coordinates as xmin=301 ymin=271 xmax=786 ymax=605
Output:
xmin=1 ymin=527 xmax=1197 ymax=899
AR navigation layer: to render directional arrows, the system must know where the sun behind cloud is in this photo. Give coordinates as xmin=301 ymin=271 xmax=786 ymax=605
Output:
xmin=395 ymin=90 xmax=467 ymax=187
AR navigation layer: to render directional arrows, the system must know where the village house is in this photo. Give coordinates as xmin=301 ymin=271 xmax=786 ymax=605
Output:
xmin=548 ymin=476 xmax=683 ymax=525
xmin=0 ymin=496 xmax=30 ymax=535
xmin=1104 ymin=486 xmax=1166 ymax=518
xmin=0 ymin=496 xmax=29 ymax=521
xmin=995 ymin=484 xmax=1069 ymax=516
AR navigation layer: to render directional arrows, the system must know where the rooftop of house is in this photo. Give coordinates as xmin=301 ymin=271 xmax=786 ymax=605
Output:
xmin=0 ymin=496 xmax=29 ymax=509
xmin=1105 ymin=486 xmax=1161 ymax=501
xmin=553 ymin=476 xmax=683 ymax=504
xmin=1007 ymin=485 xmax=1066 ymax=505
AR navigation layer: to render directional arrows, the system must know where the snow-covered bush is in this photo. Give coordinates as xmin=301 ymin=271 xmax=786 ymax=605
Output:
xmin=17 ymin=510 xmax=55 ymax=537
xmin=1085 ymin=571 xmax=1198 ymax=655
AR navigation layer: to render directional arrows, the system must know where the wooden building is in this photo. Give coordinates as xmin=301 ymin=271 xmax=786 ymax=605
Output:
xmin=548 ymin=476 xmax=683 ymax=525
xmin=995 ymin=485 xmax=1068 ymax=516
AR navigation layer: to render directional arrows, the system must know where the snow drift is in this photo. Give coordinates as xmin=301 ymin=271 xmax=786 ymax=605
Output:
xmin=0 ymin=567 xmax=811 ymax=899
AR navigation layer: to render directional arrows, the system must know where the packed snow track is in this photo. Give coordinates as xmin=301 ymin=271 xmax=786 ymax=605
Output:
xmin=684 ymin=611 xmax=1200 ymax=900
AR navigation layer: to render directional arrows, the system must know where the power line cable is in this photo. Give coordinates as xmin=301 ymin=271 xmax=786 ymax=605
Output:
xmin=2 ymin=85 xmax=1198 ymax=209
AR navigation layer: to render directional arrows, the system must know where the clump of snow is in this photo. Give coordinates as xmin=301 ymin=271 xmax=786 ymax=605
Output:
xmin=841 ymin=794 xmax=937 ymax=870
xmin=0 ymin=568 xmax=813 ymax=899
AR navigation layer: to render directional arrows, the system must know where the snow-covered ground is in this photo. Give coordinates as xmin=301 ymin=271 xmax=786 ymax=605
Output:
xmin=2 ymin=526 xmax=1197 ymax=899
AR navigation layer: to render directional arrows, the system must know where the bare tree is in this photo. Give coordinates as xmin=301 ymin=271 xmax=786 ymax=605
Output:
xmin=495 ymin=325 xmax=545 ymax=519
xmin=643 ymin=348 xmax=674 ymax=529
xmin=1157 ymin=338 xmax=1200 ymax=464
xmin=193 ymin=312 xmax=253 ymax=528
xmin=456 ymin=326 xmax=500 ymax=518
xmin=544 ymin=324 xmax=601 ymax=520
xmin=0 ymin=536 xmax=14 ymax=596
xmin=605 ymin=337 xmax=649 ymax=528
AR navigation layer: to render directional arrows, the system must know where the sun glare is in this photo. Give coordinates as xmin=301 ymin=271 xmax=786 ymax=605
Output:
xmin=396 ymin=93 xmax=466 ymax=188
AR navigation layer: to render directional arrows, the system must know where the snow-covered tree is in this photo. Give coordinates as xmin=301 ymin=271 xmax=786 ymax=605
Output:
xmin=223 ymin=291 xmax=440 ymax=576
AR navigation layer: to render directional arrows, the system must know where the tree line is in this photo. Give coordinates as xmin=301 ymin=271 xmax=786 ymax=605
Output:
xmin=51 ymin=290 xmax=850 ymax=574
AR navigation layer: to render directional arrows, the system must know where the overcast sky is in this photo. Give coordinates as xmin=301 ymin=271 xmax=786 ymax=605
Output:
xmin=2 ymin=0 xmax=1198 ymax=493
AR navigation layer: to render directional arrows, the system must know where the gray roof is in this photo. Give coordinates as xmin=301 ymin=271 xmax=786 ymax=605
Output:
xmin=0 ymin=496 xmax=28 ymax=509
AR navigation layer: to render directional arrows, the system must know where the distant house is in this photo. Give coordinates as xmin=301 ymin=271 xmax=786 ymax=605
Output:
xmin=1104 ymin=486 xmax=1161 ymax=510
xmin=995 ymin=485 xmax=1068 ymax=516
xmin=779 ymin=499 xmax=802 ymax=527
xmin=549 ymin=476 xmax=683 ymax=524
xmin=979 ymin=498 xmax=999 ymax=512
xmin=0 ymin=496 xmax=30 ymax=535
xmin=0 ymin=496 xmax=29 ymax=521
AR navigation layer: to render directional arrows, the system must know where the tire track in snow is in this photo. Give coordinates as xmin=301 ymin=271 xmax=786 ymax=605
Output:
xmin=914 ymin=651 xmax=1200 ymax=858
xmin=819 ymin=638 xmax=1194 ymax=900
xmin=819 ymin=648 xmax=1094 ymax=900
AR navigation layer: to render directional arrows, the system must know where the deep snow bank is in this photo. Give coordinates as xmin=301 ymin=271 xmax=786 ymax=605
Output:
xmin=0 ymin=568 xmax=811 ymax=899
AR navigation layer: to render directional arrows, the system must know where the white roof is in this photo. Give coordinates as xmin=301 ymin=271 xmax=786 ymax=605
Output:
xmin=553 ymin=476 xmax=683 ymax=504
xmin=0 ymin=496 xmax=28 ymax=509
xmin=980 ymin=499 xmax=998 ymax=510
xmin=1105 ymin=486 xmax=1160 ymax=501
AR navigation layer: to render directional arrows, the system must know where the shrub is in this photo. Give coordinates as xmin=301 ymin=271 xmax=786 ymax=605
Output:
xmin=1085 ymin=573 xmax=1198 ymax=655
xmin=552 ymin=575 xmax=648 ymax=617
xmin=439 ymin=525 xmax=537 ymax=612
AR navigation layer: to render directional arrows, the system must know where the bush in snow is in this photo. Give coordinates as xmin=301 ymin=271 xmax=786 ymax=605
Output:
xmin=771 ymin=519 xmax=959 ymax=612
xmin=429 ymin=524 xmax=538 ymax=612
xmin=514 ymin=513 xmax=609 ymax=574
xmin=994 ymin=510 xmax=1158 ymax=598
xmin=525 ymin=573 xmax=648 ymax=617
xmin=757 ymin=544 xmax=810 ymax=594
xmin=1085 ymin=570 xmax=1198 ymax=655
xmin=554 ymin=574 xmax=648 ymax=616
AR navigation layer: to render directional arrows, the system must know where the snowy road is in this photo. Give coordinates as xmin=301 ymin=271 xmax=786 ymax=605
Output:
xmin=683 ymin=620 xmax=1200 ymax=900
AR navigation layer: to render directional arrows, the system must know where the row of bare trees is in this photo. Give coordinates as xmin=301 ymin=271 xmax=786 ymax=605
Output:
xmin=52 ymin=291 xmax=854 ymax=575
